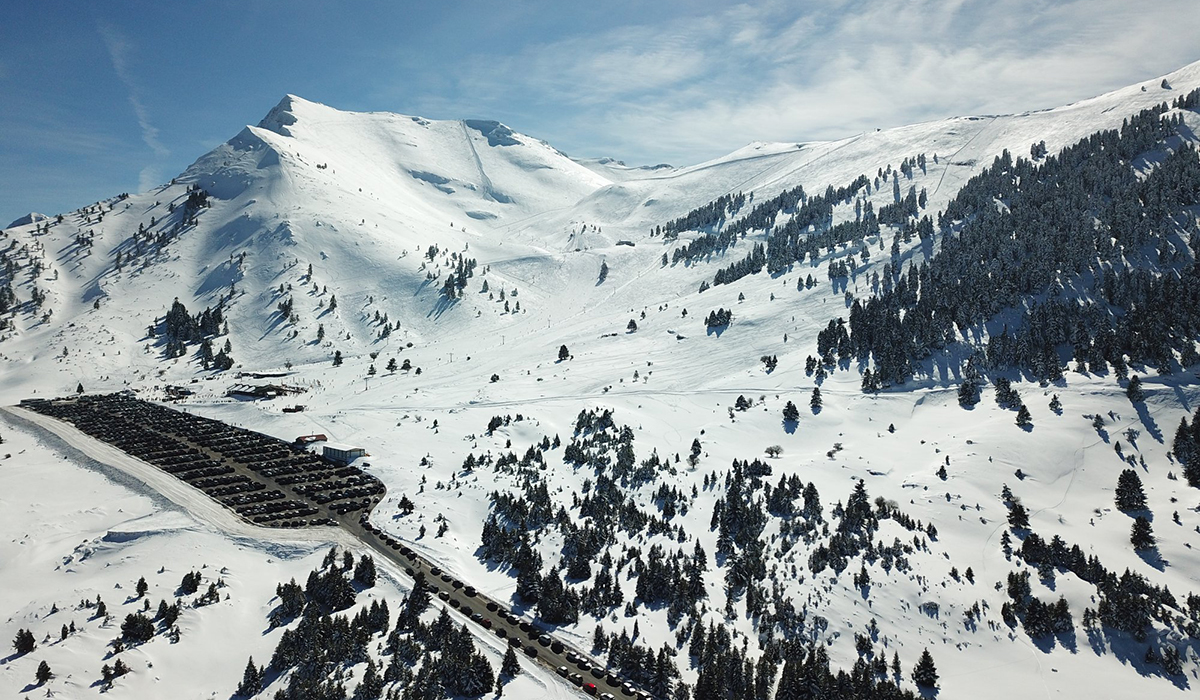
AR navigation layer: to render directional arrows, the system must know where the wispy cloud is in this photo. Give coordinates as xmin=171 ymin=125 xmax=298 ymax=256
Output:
xmin=0 ymin=119 xmax=124 ymax=156
xmin=98 ymin=22 xmax=169 ymax=159
xmin=420 ymin=0 xmax=1200 ymax=165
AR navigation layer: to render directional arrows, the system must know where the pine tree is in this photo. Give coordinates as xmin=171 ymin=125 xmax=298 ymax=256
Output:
xmin=1015 ymin=404 xmax=1032 ymax=427
xmin=501 ymin=645 xmax=521 ymax=678
xmin=1185 ymin=452 xmax=1200 ymax=489
xmin=627 ymin=319 xmax=638 ymax=332
xmin=1126 ymin=375 xmax=1144 ymax=402
xmin=333 ymin=350 xmax=343 ymax=366
xmin=912 ymin=648 xmax=938 ymax=688
xmin=12 ymin=628 xmax=35 ymax=654
xmin=958 ymin=378 xmax=979 ymax=407
xmin=180 ymin=571 xmax=201 ymax=595
xmin=36 ymin=660 xmax=52 ymax=685
xmin=136 ymin=576 xmax=148 ymax=598
xmin=1115 ymin=469 xmax=1147 ymax=511
xmin=356 ymin=658 xmax=383 ymax=700
xmin=354 ymin=554 xmax=377 ymax=587
xmin=598 ymin=261 xmax=609 ymax=283
xmin=386 ymin=357 xmax=397 ymax=372
xmin=236 ymin=656 xmax=263 ymax=696
xmin=558 ymin=344 xmax=570 ymax=361
xmin=782 ymin=401 xmax=799 ymax=423
xmin=1130 ymin=516 xmax=1155 ymax=550
xmin=121 ymin=612 xmax=155 ymax=643
xmin=1007 ymin=501 xmax=1030 ymax=530
xmin=1049 ymin=394 xmax=1062 ymax=413
xmin=1173 ymin=418 xmax=1194 ymax=465
xmin=810 ymin=387 xmax=822 ymax=410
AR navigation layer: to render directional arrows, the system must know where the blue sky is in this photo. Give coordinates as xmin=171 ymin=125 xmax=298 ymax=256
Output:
xmin=2 ymin=0 xmax=1199 ymax=225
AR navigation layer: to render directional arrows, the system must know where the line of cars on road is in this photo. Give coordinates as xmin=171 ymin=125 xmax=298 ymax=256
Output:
xmin=359 ymin=517 xmax=653 ymax=699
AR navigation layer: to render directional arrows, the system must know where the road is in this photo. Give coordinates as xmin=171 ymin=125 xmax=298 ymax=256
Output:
xmin=3 ymin=405 xmax=645 ymax=700
xmin=348 ymin=517 xmax=641 ymax=698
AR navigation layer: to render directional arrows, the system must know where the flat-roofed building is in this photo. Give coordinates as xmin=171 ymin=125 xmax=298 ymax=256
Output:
xmin=323 ymin=442 xmax=367 ymax=465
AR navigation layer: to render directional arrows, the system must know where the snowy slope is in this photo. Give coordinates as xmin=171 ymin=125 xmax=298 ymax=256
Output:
xmin=2 ymin=59 xmax=1200 ymax=699
xmin=0 ymin=407 xmax=572 ymax=699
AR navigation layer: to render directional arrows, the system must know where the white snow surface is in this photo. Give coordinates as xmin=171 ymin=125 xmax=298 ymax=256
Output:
xmin=3 ymin=60 xmax=1200 ymax=697
xmin=0 ymin=407 xmax=568 ymax=699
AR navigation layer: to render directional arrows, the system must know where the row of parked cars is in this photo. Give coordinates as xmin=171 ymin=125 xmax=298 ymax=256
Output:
xmin=23 ymin=393 xmax=383 ymax=526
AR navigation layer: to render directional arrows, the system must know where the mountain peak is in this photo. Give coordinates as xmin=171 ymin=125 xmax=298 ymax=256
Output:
xmin=256 ymin=95 xmax=300 ymax=136
xmin=256 ymin=94 xmax=331 ymax=137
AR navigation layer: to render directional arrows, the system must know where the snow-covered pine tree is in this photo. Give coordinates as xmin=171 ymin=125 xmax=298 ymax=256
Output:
xmin=1115 ymin=469 xmax=1147 ymax=511
xmin=912 ymin=648 xmax=939 ymax=688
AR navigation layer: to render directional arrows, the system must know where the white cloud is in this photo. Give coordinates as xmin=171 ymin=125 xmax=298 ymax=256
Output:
xmin=98 ymin=22 xmax=169 ymax=159
xmin=426 ymin=0 xmax=1200 ymax=165
xmin=138 ymin=166 xmax=162 ymax=193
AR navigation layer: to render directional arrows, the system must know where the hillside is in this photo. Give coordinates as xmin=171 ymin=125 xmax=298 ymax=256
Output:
xmin=3 ymin=59 xmax=1200 ymax=699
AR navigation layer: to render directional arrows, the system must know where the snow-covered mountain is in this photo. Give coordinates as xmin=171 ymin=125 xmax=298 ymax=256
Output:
xmin=3 ymin=59 xmax=1200 ymax=699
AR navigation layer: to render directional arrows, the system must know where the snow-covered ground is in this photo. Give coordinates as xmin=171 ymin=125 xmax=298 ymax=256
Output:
xmin=3 ymin=58 xmax=1200 ymax=698
xmin=0 ymin=409 xmax=570 ymax=698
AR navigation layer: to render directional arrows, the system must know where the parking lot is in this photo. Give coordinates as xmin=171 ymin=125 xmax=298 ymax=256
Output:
xmin=20 ymin=392 xmax=653 ymax=699
xmin=20 ymin=393 xmax=384 ymax=528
